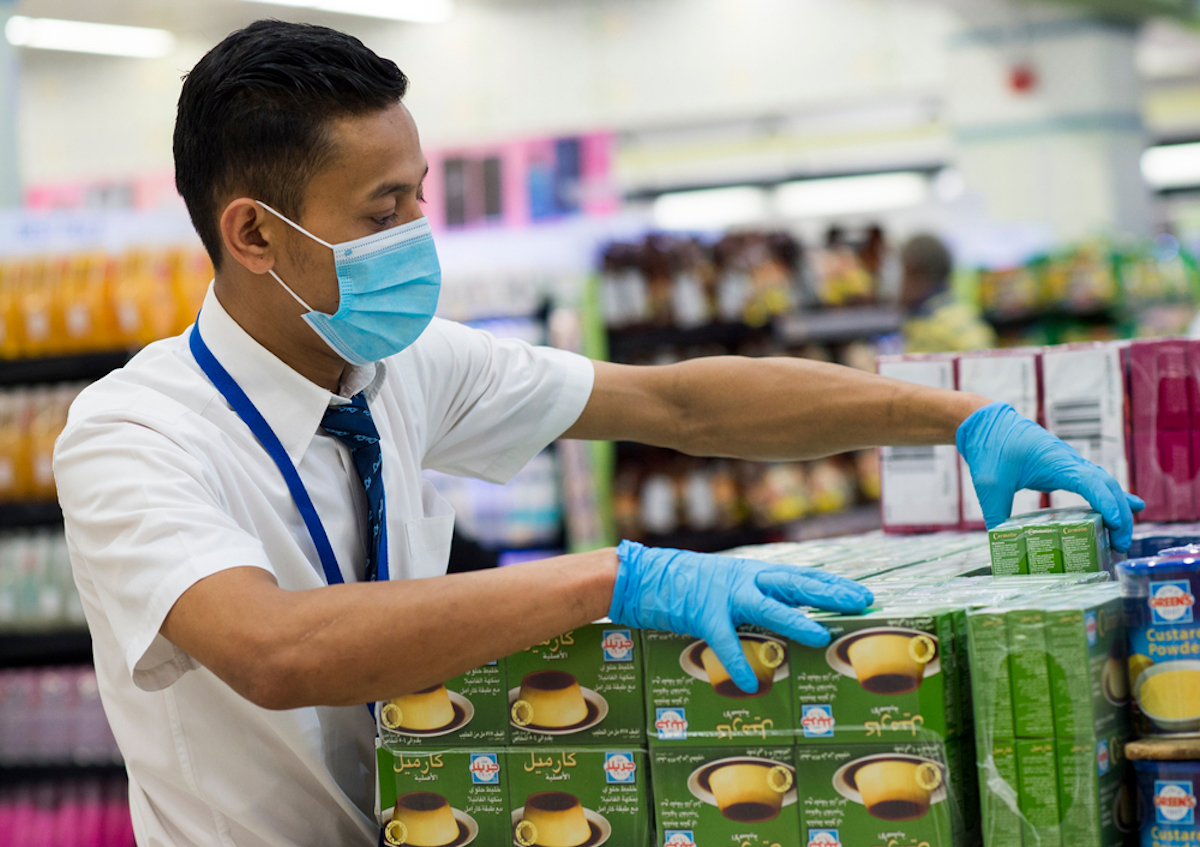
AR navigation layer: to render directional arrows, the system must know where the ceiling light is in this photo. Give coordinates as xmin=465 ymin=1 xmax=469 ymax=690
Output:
xmin=4 ymin=16 xmax=175 ymax=58
xmin=1142 ymin=142 xmax=1200 ymax=190
xmin=245 ymin=0 xmax=455 ymax=23
xmin=774 ymin=172 xmax=930 ymax=219
xmin=652 ymin=186 xmax=770 ymax=232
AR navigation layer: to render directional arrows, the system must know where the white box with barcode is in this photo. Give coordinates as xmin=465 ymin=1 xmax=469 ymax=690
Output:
xmin=1041 ymin=342 xmax=1130 ymax=508
xmin=957 ymin=350 xmax=1045 ymax=527
xmin=877 ymin=355 xmax=961 ymax=530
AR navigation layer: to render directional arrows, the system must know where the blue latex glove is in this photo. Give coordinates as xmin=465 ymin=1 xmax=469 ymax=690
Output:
xmin=957 ymin=401 xmax=1144 ymax=552
xmin=608 ymin=540 xmax=874 ymax=694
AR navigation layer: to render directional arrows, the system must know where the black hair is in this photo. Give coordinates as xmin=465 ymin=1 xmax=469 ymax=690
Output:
xmin=173 ymin=20 xmax=409 ymax=269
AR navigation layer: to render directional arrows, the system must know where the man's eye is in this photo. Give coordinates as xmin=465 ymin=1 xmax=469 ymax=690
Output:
xmin=417 ymin=186 xmax=426 ymax=205
xmin=373 ymin=213 xmax=399 ymax=226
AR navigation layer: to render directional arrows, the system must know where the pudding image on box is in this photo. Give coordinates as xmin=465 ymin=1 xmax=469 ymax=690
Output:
xmin=376 ymin=747 xmax=509 ymax=847
xmin=378 ymin=661 xmax=509 ymax=749
xmin=644 ymin=626 xmax=794 ymax=746
xmin=505 ymin=748 xmax=650 ymax=847
xmin=795 ymin=740 xmax=971 ymax=847
xmin=650 ymin=746 xmax=797 ymax=845
xmin=791 ymin=608 xmax=959 ymax=744
xmin=506 ymin=624 xmax=643 ymax=746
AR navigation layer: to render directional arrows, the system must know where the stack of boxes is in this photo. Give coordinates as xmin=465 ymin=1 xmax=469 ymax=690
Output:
xmin=987 ymin=510 xmax=1113 ymax=576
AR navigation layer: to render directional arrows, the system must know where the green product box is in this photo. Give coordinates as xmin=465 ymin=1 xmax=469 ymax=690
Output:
xmin=967 ymin=610 xmax=1015 ymax=738
xmin=1025 ymin=525 xmax=1063 ymax=574
xmin=1057 ymin=512 xmax=1111 ymax=574
xmin=1056 ymin=734 xmax=1136 ymax=847
xmin=377 ymin=661 xmax=509 ymax=749
xmin=1007 ymin=608 xmax=1055 ymax=738
xmin=1015 ymin=738 xmax=1062 ymax=847
xmin=506 ymin=623 xmax=644 ymax=746
xmin=375 ymin=747 xmax=509 ymax=847
xmin=989 ymin=525 xmax=1028 ymax=576
xmin=790 ymin=608 xmax=958 ymax=744
xmin=650 ymin=745 xmax=797 ymax=846
xmin=978 ymin=737 xmax=1023 ymax=847
xmin=1045 ymin=593 xmax=1129 ymax=741
xmin=795 ymin=740 xmax=972 ymax=847
xmin=505 ymin=748 xmax=650 ymax=847
xmin=644 ymin=626 xmax=794 ymax=747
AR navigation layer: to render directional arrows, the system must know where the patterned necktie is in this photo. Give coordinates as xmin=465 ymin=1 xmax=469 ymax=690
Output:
xmin=320 ymin=393 xmax=387 ymax=582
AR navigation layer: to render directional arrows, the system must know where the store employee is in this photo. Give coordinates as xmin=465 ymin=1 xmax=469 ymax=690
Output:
xmin=53 ymin=20 xmax=1142 ymax=847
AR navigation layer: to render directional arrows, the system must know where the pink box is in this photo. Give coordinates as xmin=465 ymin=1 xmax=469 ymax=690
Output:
xmin=1127 ymin=339 xmax=1192 ymax=432
xmin=1134 ymin=429 xmax=1196 ymax=521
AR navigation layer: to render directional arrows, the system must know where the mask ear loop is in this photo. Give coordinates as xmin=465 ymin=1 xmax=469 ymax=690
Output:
xmin=256 ymin=200 xmax=330 ymax=313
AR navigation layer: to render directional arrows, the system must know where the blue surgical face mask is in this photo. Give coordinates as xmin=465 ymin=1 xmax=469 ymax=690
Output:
xmin=258 ymin=201 xmax=441 ymax=365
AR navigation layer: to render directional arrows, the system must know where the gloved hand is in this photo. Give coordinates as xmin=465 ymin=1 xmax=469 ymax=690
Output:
xmin=608 ymin=540 xmax=873 ymax=694
xmin=957 ymin=401 xmax=1144 ymax=552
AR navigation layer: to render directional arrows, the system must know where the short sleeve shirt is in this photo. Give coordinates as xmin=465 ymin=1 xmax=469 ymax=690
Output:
xmin=52 ymin=286 xmax=594 ymax=847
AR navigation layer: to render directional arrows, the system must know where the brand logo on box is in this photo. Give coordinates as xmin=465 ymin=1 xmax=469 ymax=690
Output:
xmin=1150 ymin=580 xmax=1195 ymax=624
xmin=1085 ymin=611 xmax=1098 ymax=646
xmin=1096 ymin=740 xmax=1110 ymax=776
xmin=663 ymin=832 xmax=696 ymax=847
xmin=801 ymin=704 xmax=835 ymax=738
xmin=601 ymin=629 xmax=635 ymax=662
xmin=603 ymin=752 xmax=637 ymax=784
xmin=1156 ymin=780 xmax=1196 ymax=824
xmin=468 ymin=753 xmax=500 ymax=785
xmin=655 ymin=708 xmax=688 ymax=740
xmin=807 ymin=830 xmax=841 ymax=847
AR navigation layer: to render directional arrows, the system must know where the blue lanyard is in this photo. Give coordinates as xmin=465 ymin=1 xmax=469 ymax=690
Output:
xmin=190 ymin=319 xmax=352 ymax=587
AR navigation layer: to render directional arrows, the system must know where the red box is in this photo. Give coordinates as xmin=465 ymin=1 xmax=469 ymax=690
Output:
xmin=1134 ymin=429 xmax=1196 ymax=521
xmin=1126 ymin=339 xmax=1191 ymax=432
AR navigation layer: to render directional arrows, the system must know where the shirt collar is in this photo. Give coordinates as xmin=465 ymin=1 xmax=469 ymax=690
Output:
xmin=195 ymin=284 xmax=385 ymax=462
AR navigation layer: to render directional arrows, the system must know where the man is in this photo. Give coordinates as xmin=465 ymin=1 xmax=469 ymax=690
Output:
xmin=54 ymin=20 xmax=1141 ymax=847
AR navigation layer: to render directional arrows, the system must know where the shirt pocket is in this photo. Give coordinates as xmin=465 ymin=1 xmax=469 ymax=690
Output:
xmin=404 ymin=513 xmax=454 ymax=576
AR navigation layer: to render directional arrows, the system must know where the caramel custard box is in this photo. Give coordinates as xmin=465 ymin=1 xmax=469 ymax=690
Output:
xmin=643 ymin=625 xmax=795 ymax=747
xmin=375 ymin=747 xmax=510 ymax=847
xmin=504 ymin=748 xmax=651 ymax=847
xmin=377 ymin=660 xmax=509 ymax=749
xmin=794 ymin=740 xmax=975 ymax=847
xmin=791 ymin=608 xmax=960 ymax=744
xmin=506 ymin=622 xmax=645 ymax=746
xmin=650 ymin=745 xmax=797 ymax=846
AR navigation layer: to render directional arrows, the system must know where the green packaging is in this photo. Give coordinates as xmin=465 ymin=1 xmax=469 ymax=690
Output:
xmin=375 ymin=747 xmax=509 ymax=847
xmin=650 ymin=746 xmax=797 ymax=845
xmin=377 ymin=661 xmax=509 ymax=749
xmin=979 ymin=737 xmax=1023 ymax=847
xmin=1015 ymin=738 xmax=1062 ymax=847
xmin=1025 ymin=524 xmax=1064 ymax=574
xmin=1056 ymin=734 xmax=1133 ymax=847
xmin=1057 ymin=512 xmax=1111 ymax=573
xmin=643 ymin=626 xmax=794 ymax=746
xmin=967 ymin=609 xmax=1015 ymax=738
xmin=790 ymin=608 xmax=958 ymax=744
xmin=989 ymin=525 xmax=1028 ymax=576
xmin=1044 ymin=590 xmax=1129 ymax=741
xmin=795 ymin=740 xmax=972 ymax=847
xmin=506 ymin=623 xmax=644 ymax=746
xmin=1007 ymin=607 xmax=1054 ymax=738
xmin=505 ymin=748 xmax=650 ymax=847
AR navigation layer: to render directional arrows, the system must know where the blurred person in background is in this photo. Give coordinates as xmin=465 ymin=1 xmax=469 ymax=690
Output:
xmin=901 ymin=233 xmax=996 ymax=353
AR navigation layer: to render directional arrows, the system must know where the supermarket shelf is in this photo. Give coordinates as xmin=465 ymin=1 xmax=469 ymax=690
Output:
xmin=772 ymin=307 xmax=903 ymax=345
xmin=635 ymin=504 xmax=881 ymax=553
xmin=0 ymin=350 xmax=136 ymax=387
xmin=984 ymin=307 xmax=1117 ymax=331
xmin=782 ymin=504 xmax=881 ymax=542
xmin=0 ymin=501 xmax=63 ymax=528
xmin=0 ymin=630 xmax=92 ymax=667
xmin=607 ymin=321 xmax=769 ymax=361
xmin=0 ymin=763 xmax=125 ymax=786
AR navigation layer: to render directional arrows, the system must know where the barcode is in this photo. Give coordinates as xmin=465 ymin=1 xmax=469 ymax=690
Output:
xmin=1049 ymin=398 xmax=1102 ymax=442
xmin=883 ymin=446 xmax=937 ymax=473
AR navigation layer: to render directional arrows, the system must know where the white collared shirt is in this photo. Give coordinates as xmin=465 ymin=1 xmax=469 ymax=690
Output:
xmin=53 ymin=286 xmax=594 ymax=847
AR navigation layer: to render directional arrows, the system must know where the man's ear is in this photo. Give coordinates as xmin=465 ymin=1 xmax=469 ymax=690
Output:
xmin=219 ymin=199 xmax=279 ymax=275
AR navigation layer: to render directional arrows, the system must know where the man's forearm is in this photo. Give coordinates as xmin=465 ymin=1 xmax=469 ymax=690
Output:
xmin=663 ymin=356 xmax=990 ymax=461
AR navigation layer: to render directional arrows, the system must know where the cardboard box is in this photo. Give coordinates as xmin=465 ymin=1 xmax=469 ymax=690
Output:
xmin=877 ymin=354 xmax=962 ymax=531
xmin=506 ymin=748 xmax=651 ymax=847
xmin=643 ymin=626 xmax=794 ymax=747
xmin=791 ymin=608 xmax=959 ymax=744
xmin=1058 ymin=512 xmax=1111 ymax=574
xmin=650 ymin=746 xmax=797 ymax=846
xmin=978 ymin=737 xmax=1023 ymax=847
xmin=1044 ymin=589 xmax=1129 ymax=741
xmin=377 ymin=661 xmax=509 ymax=749
xmin=1007 ymin=607 xmax=1055 ymax=738
xmin=1025 ymin=524 xmax=1064 ymax=574
xmin=795 ymin=740 xmax=972 ymax=847
xmin=506 ymin=623 xmax=645 ymax=746
xmin=1015 ymin=738 xmax=1062 ymax=847
xmin=967 ymin=609 xmax=1015 ymax=738
xmin=1056 ymin=734 xmax=1132 ymax=847
xmin=990 ymin=523 xmax=1029 ymax=576
xmin=375 ymin=747 xmax=510 ymax=847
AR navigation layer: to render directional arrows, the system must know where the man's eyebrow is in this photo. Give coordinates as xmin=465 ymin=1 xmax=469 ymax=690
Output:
xmin=368 ymin=164 xmax=430 ymax=201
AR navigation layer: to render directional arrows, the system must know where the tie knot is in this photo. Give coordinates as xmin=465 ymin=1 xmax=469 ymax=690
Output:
xmin=321 ymin=393 xmax=380 ymax=448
